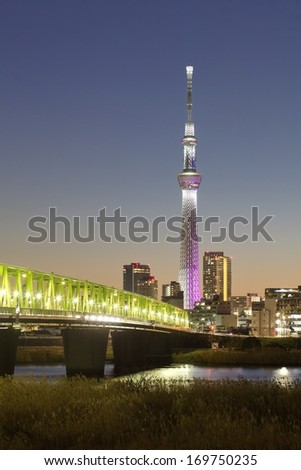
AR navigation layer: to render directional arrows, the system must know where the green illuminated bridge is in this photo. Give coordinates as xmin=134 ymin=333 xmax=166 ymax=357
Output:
xmin=0 ymin=263 xmax=189 ymax=329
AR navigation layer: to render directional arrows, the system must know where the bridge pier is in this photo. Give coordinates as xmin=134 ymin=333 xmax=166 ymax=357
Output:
xmin=111 ymin=329 xmax=172 ymax=372
xmin=0 ymin=328 xmax=20 ymax=376
xmin=62 ymin=328 xmax=109 ymax=378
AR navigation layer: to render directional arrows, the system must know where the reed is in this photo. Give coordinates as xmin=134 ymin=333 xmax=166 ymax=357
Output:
xmin=0 ymin=376 xmax=300 ymax=449
xmin=172 ymin=348 xmax=301 ymax=365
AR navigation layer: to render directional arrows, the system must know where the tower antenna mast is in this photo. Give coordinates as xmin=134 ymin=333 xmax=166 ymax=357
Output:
xmin=177 ymin=66 xmax=202 ymax=309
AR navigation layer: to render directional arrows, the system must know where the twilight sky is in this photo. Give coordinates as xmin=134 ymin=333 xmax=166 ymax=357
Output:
xmin=0 ymin=0 xmax=300 ymax=297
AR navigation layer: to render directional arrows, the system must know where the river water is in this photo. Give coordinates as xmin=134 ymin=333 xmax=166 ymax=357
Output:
xmin=14 ymin=363 xmax=301 ymax=384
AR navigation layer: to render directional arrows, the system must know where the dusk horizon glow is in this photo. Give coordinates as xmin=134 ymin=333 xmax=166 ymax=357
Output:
xmin=1 ymin=0 xmax=300 ymax=299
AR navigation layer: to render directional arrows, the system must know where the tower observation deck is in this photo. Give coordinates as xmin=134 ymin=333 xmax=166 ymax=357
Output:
xmin=178 ymin=66 xmax=202 ymax=310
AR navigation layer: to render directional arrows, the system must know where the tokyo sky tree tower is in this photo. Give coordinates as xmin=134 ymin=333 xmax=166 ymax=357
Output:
xmin=178 ymin=66 xmax=202 ymax=310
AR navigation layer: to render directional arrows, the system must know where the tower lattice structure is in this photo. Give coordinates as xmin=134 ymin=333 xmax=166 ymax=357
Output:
xmin=178 ymin=66 xmax=202 ymax=310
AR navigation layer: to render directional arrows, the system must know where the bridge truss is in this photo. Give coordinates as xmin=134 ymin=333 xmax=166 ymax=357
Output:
xmin=0 ymin=263 xmax=189 ymax=328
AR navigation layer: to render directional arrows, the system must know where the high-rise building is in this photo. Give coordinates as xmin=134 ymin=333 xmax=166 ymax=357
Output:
xmin=178 ymin=66 xmax=202 ymax=310
xmin=162 ymin=281 xmax=183 ymax=309
xmin=162 ymin=281 xmax=181 ymax=298
xmin=203 ymin=251 xmax=232 ymax=301
xmin=123 ymin=263 xmax=150 ymax=293
xmin=265 ymin=287 xmax=300 ymax=300
xmin=137 ymin=276 xmax=158 ymax=300
xmin=263 ymin=286 xmax=301 ymax=336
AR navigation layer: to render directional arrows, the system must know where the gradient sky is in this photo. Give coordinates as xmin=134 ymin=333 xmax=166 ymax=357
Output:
xmin=0 ymin=0 xmax=300 ymax=297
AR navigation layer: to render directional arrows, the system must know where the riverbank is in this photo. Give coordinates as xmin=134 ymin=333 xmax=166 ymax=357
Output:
xmin=16 ymin=338 xmax=301 ymax=366
xmin=17 ymin=347 xmax=301 ymax=366
xmin=16 ymin=346 xmax=65 ymax=364
xmin=15 ymin=336 xmax=114 ymax=364
xmin=16 ymin=346 xmax=301 ymax=366
xmin=173 ymin=336 xmax=301 ymax=365
xmin=173 ymin=348 xmax=301 ymax=366
xmin=1 ymin=375 xmax=300 ymax=449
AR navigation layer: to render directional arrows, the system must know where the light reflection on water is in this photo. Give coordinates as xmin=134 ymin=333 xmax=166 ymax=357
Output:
xmin=131 ymin=364 xmax=301 ymax=385
xmin=14 ymin=363 xmax=301 ymax=384
xmin=14 ymin=363 xmax=115 ymax=379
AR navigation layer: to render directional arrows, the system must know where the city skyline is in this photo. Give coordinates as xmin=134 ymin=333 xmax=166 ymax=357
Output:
xmin=1 ymin=0 xmax=300 ymax=298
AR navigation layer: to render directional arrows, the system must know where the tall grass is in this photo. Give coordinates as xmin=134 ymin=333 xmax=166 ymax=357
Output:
xmin=173 ymin=348 xmax=301 ymax=365
xmin=0 ymin=376 xmax=301 ymax=449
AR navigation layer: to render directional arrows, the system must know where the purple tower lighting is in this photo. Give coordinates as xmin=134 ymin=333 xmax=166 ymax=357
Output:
xmin=178 ymin=66 xmax=202 ymax=310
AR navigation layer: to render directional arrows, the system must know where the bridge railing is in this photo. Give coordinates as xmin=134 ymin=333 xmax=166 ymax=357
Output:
xmin=0 ymin=263 xmax=189 ymax=328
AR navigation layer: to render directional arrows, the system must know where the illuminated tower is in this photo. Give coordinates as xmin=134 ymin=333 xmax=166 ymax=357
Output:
xmin=203 ymin=252 xmax=232 ymax=301
xmin=178 ymin=66 xmax=202 ymax=309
